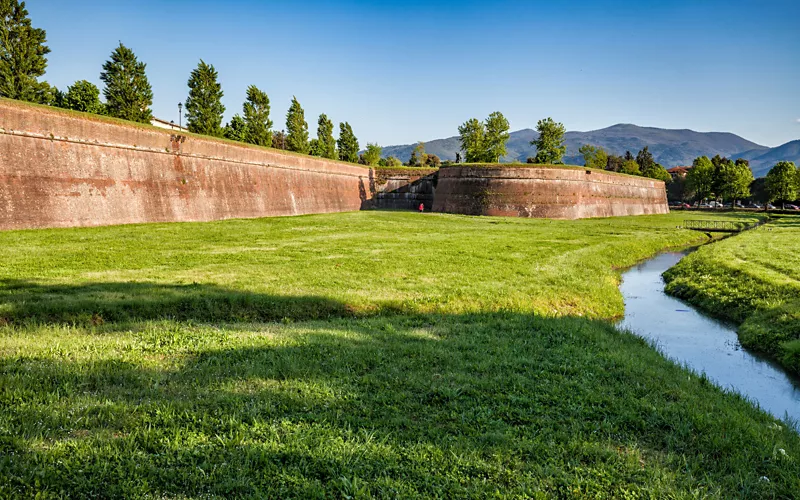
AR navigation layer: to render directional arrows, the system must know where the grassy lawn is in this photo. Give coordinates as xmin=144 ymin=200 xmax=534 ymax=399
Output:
xmin=3 ymin=210 xmax=798 ymax=498
xmin=664 ymin=214 xmax=800 ymax=375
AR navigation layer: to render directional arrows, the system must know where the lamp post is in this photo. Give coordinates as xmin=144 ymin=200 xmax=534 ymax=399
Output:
xmin=178 ymin=102 xmax=183 ymax=130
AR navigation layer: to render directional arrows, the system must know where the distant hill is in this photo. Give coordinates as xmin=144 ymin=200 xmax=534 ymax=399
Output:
xmin=379 ymin=124 xmax=779 ymax=172
xmin=734 ymin=140 xmax=800 ymax=177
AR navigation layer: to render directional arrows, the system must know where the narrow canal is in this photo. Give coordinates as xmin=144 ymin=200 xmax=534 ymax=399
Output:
xmin=619 ymin=250 xmax=800 ymax=423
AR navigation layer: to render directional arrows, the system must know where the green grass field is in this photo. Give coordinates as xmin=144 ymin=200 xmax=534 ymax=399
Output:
xmin=664 ymin=215 xmax=800 ymax=375
xmin=3 ymin=211 xmax=798 ymax=498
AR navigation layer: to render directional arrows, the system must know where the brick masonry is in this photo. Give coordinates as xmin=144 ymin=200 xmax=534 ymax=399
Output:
xmin=432 ymin=166 xmax=669 ymax=219
xmin=0 ymin=100 xmax=370 ymax=230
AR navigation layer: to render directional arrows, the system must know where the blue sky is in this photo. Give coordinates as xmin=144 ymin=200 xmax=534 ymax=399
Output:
xmin=27 ymin=0 xmax=800 ymax=147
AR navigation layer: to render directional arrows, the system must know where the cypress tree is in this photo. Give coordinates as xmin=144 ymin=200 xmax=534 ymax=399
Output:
xmin=337 ymin=122 xmax=359 ymax=163
xmin=316 ymin=113 xmax=336 ymax=159
xmin=185 ymin=60 xmax=225 ymax=137
xmin=0 ymin=0 xmax=50 ymax=102
xmin=100 ymin=43 xmax=153 ymax=123
xmin=224 ymin=114 xmax=246 ymax=142
xmin=243 ymin=85 xmax=272 ymax=146
xmin=285 ymin=96 xmax=309 ymax=154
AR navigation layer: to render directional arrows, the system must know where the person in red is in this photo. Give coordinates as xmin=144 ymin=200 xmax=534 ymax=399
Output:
xmin=418 ymin=203 xmax=425 ymax=213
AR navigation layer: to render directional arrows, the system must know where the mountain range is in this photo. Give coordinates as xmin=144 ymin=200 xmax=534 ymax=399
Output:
xmin=378 ymin=124 xmax=799 ymax=178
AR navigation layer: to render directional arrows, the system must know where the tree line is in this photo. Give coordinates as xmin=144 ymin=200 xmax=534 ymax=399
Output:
xmin=0 ymin=1 xmax=375 ymax=165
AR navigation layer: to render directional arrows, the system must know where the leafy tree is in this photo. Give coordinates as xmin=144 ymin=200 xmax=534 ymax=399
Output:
xmin=272 ymin=130 xmax=287 ymax=150
xmin=363 ymin=143 xmax=382 ymax=166
xmin=635 ymin=146 xmax=657 ymax=173
xmin=765 ymin=161 xmax=798 ymax=208
xmin=224 ymin=114 xmax=246 ymax=142
xmin=0 ymin=0 xmax=50 ymax=102
xmin=408 ymin=142 xmax=426 ymax=166
xmin=686 ymin=156 xmax=715 ymax=201
xmin=61 ymin=80 xmax=104 ymax=114
xmin=100 ymin=43 xmax=153 ymax=123
xmin=425 ymin=154 xmax=441 ymax=168
xmin=483 ymin=111 xmax=510 ymax=162
xmin=337 ymin=122 xmax=359 ymax=163
xmin=185 ymin=60 xmax=225 ymax=137
xmin=531 ymin=117 xmax=566 ymax=164
xmin=606 ymin=154 xmax=624 ymax=172
xmin=579 ymin=144 xmax=608 ymax=170
xmin=384 ymin=156 xmax=402 ymax=167
xmin=458 ymin=118 xmax=485 ymax=163
xmin=624 ymin=151 xmax=634 ymax=161
xmin=717 ymin=159 xmax=753 ymax=204
xmin=243 ymin=85 xmax=272 ymax=146
xmin=315 ymin=114 xmax=336 ymax=159
xmin=621 ymin=159 xmax=641 ymax=176
xmin=284 ymin=96 xmax=309 ymax=154
xmin=308 ymin=138 xmax=322 ymax=156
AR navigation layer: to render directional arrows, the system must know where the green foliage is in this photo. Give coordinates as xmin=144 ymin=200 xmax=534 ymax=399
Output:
xmin=531 ymin=117 xmax=567 ymax=164
xmin=665 ymin=216 xmax=800 ymax=374
xmin=285 ymin=96 xmax=309 ymax=154
xmin=384 ymin=156 xmax=402 ymax=167
xmin=185 ymin=60 xmax=225 ymax=137
xmin=765 ymin=161 xmax=798 ymax=205
xmin=0 ymin=0 xmax=50 ymax=102
xmin=408 ymin=141 xmax=426 ymax=166
xmin=223 ymin=114 xmax=247 ymax=142
xmin=271 ymin=130 xmax=287 ymax=150
xmin=60 ymin=80 xmax=104 ymax=114
xmin=483 ymin=111 xmax=510 ymax=162
xmin=458 ymin=112 xmax=509 ymax=163
xmin=458 ymin=118 xmax=486 ymax=163
xmin=308 ymin=137 xmax=322 ymax=156
xmin=717 ymin=159 xmax=753 ymax=202
xmin=621 ymin=159 xmax=641 ymax=175
xmin=363 ymin=143 xmax=382 ymax=166
xmin=636 ymin=147 xmax=671 ymax=182
xmin=606 ymin=154 xmax=624 ymax=172
xmin=579 ymin=144 xmax=609 ymax=170
xmin=100 ymin=43 xmax=153 ymax=123
xmin=686 ymin=156 xmax=715 ymax=200
xmin=315 ymin=113 xmax=336 ymax=160
xmin=424 ymin=153 xmax=441 ymax=168
xmin=337 ymin=122 xmax=359 ymax=163
xmin=242 ymin=85 xmax=272 ymax=147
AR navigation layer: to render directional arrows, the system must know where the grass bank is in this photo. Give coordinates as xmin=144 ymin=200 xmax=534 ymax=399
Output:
xmin=3 ymin=211 xmax=797 ymax=497
xmin=664 ymin=215 xmax=800 ymax=375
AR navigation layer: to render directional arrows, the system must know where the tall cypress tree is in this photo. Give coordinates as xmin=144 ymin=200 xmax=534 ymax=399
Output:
xmin=316 ymin=113 xmax=336 ymax=159
xmin=285 ymin=96 xmax=309 ymax=154
xmin=100 ymin=43 xmax=153 ymax=123
xmin=243 ymin=85 xmax=272 ymax=146
xmin=337 ymin=122 xmax=359 ymax=163
xmin=185 ymin=60 xmax=225 ymax=137
xmin=0 ymin=0 xmax=50 ymax=102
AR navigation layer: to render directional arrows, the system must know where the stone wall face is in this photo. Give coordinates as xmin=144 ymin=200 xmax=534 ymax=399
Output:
xmin=371 ymin=169 xmax=437 ymax=211
xmin=0 ymin=100 xmax=370 ymax=230
xmin=433 ymin=166 xmax=669 ymax=219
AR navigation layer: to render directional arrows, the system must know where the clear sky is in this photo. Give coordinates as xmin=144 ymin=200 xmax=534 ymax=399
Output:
xmin=27 ymin=0 xmax=800 ymax=147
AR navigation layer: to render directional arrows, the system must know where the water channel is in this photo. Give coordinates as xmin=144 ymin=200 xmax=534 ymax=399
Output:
xmin=619 ymin=250 xmax=800 ymax=423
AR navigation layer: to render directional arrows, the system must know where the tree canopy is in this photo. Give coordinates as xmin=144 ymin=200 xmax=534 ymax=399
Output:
xmin=765 ymin=161 xmax=798 ymax=206
xmin=686 ymin=156 xmax=715 ymax=200
xmin=285 ymin=96 xmax=309 ymax=154
xmin=363 ymin=143 xmax=382 ymax=166
xmin=224 ymin=114 xmax=247 ymax=142
xmin=717 ymin=159 xmax=753 ymax=202
xmin=315 ymin=114 xmax=336 ymax=160
xmin=185 ymin=60 xmax=225 ymax=137
xmin=0 ymin=0 xmax=50 ymax=102
xmin=531 ymin=117 xmax=566 ymax=164
xmin=100 ymin=43 xmax=153 ymax=123
xmin=337 ymin=122 xmax=359 ymax=163
xmin=243 ymin=85 xmax=272 ymax=147
xmin=457 ymin=112 xmax=509 ymax=163
xmin=61 ymin=80 xmax=104 ymax=114
xmin=579 ymin=144 xmax=608 ymax=170
xmin=457 ymin=118 xmax=485 ymax=163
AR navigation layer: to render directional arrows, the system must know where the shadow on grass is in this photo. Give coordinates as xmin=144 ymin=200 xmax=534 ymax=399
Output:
xmin=0 ymin=279 xmax=364 ymax=326
xmin=2 ymin=305 xmax=800 ymax=496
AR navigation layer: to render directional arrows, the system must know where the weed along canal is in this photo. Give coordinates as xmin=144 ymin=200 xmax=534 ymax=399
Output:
xmin=619 ymin=250 xmax=800 ymax=422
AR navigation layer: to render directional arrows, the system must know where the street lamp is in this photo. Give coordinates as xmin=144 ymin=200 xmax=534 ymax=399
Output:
xmin=178 ymin=102 xmax=183 ymax=130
